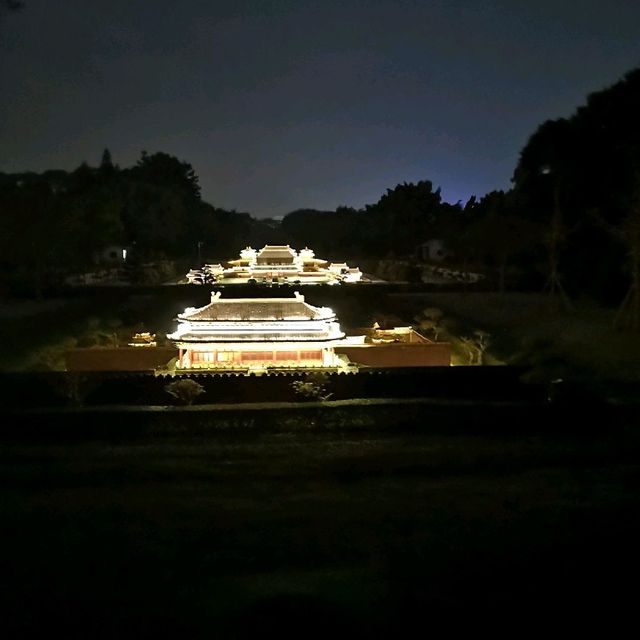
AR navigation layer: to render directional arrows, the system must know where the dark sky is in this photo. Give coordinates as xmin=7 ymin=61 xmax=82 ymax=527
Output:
xmin=2 ymin=0 xmax=640 ymax=217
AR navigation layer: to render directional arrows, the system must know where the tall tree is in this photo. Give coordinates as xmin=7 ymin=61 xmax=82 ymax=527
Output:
xmin=513 ymin=68 xmax=640 ymax=302
xmin=131 ymin=151 xmax=201 ymax=201
xmin=469 ymin=191 xmax=541 ymax=293
xmin=614 ymin=178 xmax=640 ymax=331
xmin=365 ymin=180 xmax=444 ymax=255
xmin=100 ymin=148 xmax=114 ymax=171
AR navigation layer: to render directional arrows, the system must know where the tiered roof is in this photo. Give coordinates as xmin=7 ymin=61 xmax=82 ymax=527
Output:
xmin=256 ymin=245 xmax=297 ymax=264
xmin=169 ymin=292 xmax=344 ymax=343
xmin=177 ymin=291 xmax=335 ymax=322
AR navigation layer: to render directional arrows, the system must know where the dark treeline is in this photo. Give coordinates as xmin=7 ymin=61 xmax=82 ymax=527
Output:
xmin=2 ymin=67 xmax=640 ymax=308
xmin=287 ymin=67 xmax=640 ymax=309
xmin=0 ymin=150 xmax=278 ymax=293
xmin=511 ymin=67 xmax=640 ymax=311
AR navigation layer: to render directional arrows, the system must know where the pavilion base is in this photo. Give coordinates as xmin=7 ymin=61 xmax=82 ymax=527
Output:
xmin=162 ymin=366 xmax=354 ymax=377
xmin=176 ymin=345 xmax=343 ymax=370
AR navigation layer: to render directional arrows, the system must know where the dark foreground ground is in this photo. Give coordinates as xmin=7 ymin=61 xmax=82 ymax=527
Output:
xmin=2 ymin=407 xmax=640 ymax=637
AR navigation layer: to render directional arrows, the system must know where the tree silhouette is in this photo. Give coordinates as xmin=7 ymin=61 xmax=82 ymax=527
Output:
xmin=467 ymin=190 xmax=541 ymax=293
xmin=132 ymin=151 xmax=201 ymax=201
xmin=365 ymin=180 xmax=443 ymax=255
xmin=414 ymin=308 xmax=445 ymax=341
xmin=513 ymin=68 xmax=640 ymax=302
xmin=460 ymin=330 xmax=491 ymax=365
xmin=614 ymin=178 xmax=640 ymax=331
xmin=100 ymin=148 xmax=114 ymax=170
xmin=542 ymin=176 xmax=573 ymax=310
xmin=1 ymin=1 xmax=23 ymax=13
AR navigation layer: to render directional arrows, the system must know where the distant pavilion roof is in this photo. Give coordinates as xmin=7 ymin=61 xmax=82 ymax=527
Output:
xmin=256 ymin=245 xmax=297 ymax=263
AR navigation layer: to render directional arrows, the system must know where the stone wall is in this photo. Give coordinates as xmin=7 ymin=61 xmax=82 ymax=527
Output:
xmin=65 ymin=347 xmax=176 ymax=372
xmin=336 ymin=342 xmax=451 ymax=367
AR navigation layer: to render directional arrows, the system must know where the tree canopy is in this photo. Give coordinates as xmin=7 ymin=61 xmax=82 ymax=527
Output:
xmin=512 ymin=67 xmax=640 ymax=300
xmin=2 ymin=65 xmax=640 ymax=304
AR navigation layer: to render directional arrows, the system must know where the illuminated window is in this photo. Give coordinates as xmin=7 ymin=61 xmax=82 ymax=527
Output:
xmin=275 ymin=351 xmax=298 ymax=361
xmin=193 ymin=352 xmax=215 ymax=363
xmin=299 ymin=350 xmax=322 ymax=360
xmin=241 ymin=351 xmax=272 ymax=361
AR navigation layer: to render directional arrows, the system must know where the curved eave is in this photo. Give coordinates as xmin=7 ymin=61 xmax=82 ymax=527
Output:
xmin=175 ymin=314 xmax=337 ymax=323
xmin=171 ymin=334 xmax=346 ymax=344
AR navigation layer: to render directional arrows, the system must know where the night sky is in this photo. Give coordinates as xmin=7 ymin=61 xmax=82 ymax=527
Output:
xmin=2 ymin=0 xmax=640 ymax=217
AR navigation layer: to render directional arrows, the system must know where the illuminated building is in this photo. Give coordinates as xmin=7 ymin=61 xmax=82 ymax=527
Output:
xmin=65 ymin=297 xmax=451 ymax=372
xmin=187 ymin=244 xmax=362 ymax=284
xmin=128 ymin=332 xmax=157 ymax=347
xmin=168 ymin=291 xmax=346 ymax=370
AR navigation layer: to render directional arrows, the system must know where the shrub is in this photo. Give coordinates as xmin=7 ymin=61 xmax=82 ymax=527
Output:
xmin=415 ymin=307 xmax=445 ymax=341
xmin=460 ymin=330 xmax=491 ymax=365
xmin=76 ymin=334 xmax=98 ymax=348
xmin=50 ymin=372 xmax=97 ymax=407
xmin=291 ymin=373 xmax=333 ymax=401
xmin=164 ymin=378 xmax=205 ymax=405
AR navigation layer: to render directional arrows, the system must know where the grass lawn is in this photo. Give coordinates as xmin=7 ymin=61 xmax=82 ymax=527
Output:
xmin=1 ymin=417 xmax=639 ymax=636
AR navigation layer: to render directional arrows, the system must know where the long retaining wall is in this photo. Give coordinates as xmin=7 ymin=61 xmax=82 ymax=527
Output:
xmin=65 ymin=347 xmax=177 ymax=372
xmin=0 ymin=366 xmax=542 ymax=410
xmin=336 ymin=342 xmax=451 ymax=367
xmin=65 ymin=342 xmax=452 ymax=371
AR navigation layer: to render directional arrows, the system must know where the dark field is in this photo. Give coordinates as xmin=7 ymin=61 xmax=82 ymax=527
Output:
xmin=2 ymin=409 xmax=640 ymax=637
